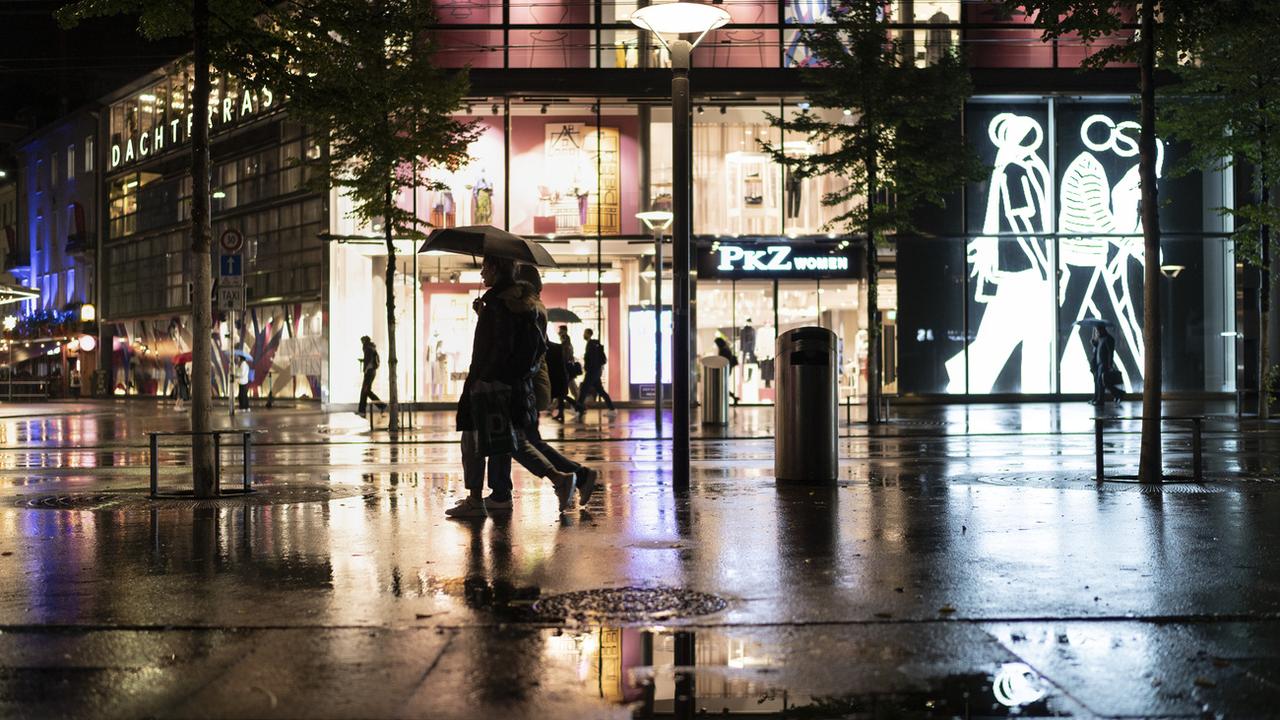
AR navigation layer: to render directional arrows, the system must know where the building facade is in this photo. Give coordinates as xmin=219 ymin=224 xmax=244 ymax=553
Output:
xmin=11 ymin=109 xmax=101 ymax=397
xmin=11 ymin=1 xmax=1247 ymax=404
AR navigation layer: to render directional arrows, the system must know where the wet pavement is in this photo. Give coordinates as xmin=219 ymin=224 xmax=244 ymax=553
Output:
xmin=1 ymin=400 xmax=1279 ymax=718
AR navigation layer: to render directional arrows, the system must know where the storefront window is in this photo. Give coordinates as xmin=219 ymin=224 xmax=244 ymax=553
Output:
xmin=651 ymin=105 xmax=784 ymax=237
xmin=510 ymin=101 xmax=639 ymax=237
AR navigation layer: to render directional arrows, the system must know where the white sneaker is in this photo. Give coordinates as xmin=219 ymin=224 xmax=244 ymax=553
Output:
xmin=550 ymin=471 xmax=576 ymax=513
xmin=445 ymin=496 xmax=487 ymax=518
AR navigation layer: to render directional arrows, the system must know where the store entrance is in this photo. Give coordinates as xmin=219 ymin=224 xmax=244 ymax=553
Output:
xmin=695 ymin=276 xmax=897 ymax=404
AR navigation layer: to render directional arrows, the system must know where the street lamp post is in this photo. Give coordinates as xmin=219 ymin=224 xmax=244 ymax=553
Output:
xmin=638 ymin=210 xmax=673 ymax=438
xmin=631 ymin=1 xmax=729 ymax=491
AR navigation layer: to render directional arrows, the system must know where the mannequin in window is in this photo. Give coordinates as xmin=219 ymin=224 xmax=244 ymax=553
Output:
xmin=472 ymin=176 xmax=493 ymax=225
xmin=926 ymin=11 xmax=953 ymax=66
xmin=785 ymin=169 xmax=803 ymax=219
xmin=740 ymin=319 xmax=756 ymax=364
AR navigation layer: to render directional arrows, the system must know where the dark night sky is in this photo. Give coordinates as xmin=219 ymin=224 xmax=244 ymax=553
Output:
xmin=0 ymin=0 xmax=188 ymax=133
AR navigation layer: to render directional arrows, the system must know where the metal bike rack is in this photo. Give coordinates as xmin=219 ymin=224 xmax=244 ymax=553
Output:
xmin=148 ymin=430 xmax=254 ymax=497
xmin=1093 ymin=415 xmax=1205 ymax=482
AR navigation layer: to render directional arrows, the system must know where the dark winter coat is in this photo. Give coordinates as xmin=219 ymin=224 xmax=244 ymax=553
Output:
xmin=546 ymin=342 xmax=568 ymax=399
xmin=455 ymin=281 xmax=542 ymax=432
xmin=1094 ymin=333 xmax=1116 ymax=374
xmin=362 ymin=343 xmax=379 ymax=375
xmin=584 ymin=338 xmax=607 ymax=377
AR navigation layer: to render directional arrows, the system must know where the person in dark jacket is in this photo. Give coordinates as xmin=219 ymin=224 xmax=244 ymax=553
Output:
xmin=1092 ymin=326 xmax=1124 ymax=404
xmin=575 ymin=328 xmax=615 ymax=418
xmin=511 ymin=265 xmax=600 ymax=505
xmin=357 ymin=336 xmax=387 ymax=417
xmin=446 ymin=255 xmax=575 ymax=518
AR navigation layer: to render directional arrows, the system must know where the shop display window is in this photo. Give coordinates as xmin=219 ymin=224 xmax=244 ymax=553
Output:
xmin=650 ymin=106 xmax=784 ymax=237
xmin=509 ymin=102 xmax=640 ymax=237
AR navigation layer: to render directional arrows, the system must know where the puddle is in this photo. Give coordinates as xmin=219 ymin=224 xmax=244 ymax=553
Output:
xmin=535 ymin=626 xmax=1073 ymax=718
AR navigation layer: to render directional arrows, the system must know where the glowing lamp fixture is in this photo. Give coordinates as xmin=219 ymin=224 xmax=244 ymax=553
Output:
xmin=636 ymin=210 xmax=674 ymax=231
xmin=2 ymin=316 xmax=15 ymax=331
xmin=212 ymin=189 xmax=227 ymax=199
xmin=1160 ymin=264 xmax=1185 ymax=278
xmin=79 ymin=334 xmax=97 ymax=352
xmin=80 ymin=303 xmax=96 ymax=322
xmin=629 ymin=2 xmax=730 ymax=48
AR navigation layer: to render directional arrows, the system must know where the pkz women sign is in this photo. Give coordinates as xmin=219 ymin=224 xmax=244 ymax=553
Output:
xmin=696 ymin=241 xmax=861 ymax=280
xmin=110 ymin=86 xmax=275 ymax=169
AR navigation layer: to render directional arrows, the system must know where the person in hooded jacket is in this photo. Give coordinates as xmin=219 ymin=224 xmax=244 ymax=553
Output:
xmin=446 ymin=255 xmax=576 ymax=518
xmin=512 ymin=264 xmax=600 ymax=505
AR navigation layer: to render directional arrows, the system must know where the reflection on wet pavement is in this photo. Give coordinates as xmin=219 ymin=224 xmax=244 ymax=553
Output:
xmin=0 ymin=400 xmax=1278 ymax=717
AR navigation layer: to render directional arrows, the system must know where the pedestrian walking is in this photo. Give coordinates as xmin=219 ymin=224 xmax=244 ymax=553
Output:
xmin=174 ymin=361 xmax=191 ymax=411
xmin=234 ymin=356 xmax=251 ymax=410
xmin=575 ymin=328 xmax=615 ymax=419
xmin=513 ymin=265 xmax=600 ymax=504
xmin=558 ymin=324 xmax=581 ymax=417
xmin=358 ymin=335 xmax=387 ymax=417
xmin=714 ymin=336 xmax=740 ymax=405
xmin=1092 ymin=326 xmax=1124 ymax=405
xmin=446 ymin=255 xmax=576 ymax=518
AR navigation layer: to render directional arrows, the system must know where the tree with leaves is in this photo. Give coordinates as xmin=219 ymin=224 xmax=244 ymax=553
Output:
xmin=765 ymin=0 xmax=981 ymax=424
xmin=1161 ymin=0 xmax=1280 ymax=419
xmin=1005 ymin=0 xmax=1198 ymax=482
xmin=58 ymin=0 xmax=259 ymax=498
xmin=236 ymin=0 xmax=477 ymax=436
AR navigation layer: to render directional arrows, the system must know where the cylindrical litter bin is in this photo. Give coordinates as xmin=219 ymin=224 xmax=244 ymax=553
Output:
xmin=775 ymin=326 xmax=838 ymax=484
xmin=700 ymin=355 xmax=731 ymax=426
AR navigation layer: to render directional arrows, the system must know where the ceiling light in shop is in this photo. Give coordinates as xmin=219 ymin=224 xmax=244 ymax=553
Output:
xmin=843 ymin=109 xmax=853 ymax=116
xmin=492 ymin=103 xmax=500 ymax=115
xmin=720 ymin=105 xmax=727 ymax=114
xmin=697 ymin=106 xmax=704 ymax=114
xmin=139 ymin=94 xmax=156 ymax=102
xmin=540 ymin=104 xmax=548 ymax=114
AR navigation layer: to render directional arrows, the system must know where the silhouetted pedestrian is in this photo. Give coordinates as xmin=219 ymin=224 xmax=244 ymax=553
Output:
xmin=576 ymin=328 xmax=615 ymax=419
xmin=358 ymin=336 xmax=387 ymax=417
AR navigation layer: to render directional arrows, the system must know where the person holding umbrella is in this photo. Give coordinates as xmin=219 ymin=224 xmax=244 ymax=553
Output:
xmin=1093 ymin=323 xmax=1124 ymax=405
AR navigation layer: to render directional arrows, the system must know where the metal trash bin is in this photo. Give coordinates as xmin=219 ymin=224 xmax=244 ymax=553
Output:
xmin=775 ymin=327 xmax=838 ymax=484
xmin=700 ymin=355 xmax=731 ymax=426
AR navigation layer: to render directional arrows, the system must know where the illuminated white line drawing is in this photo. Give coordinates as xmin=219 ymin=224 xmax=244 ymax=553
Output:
xmin=945 ymin=112 xmax=1053 ymax=393
xmin=1057 ymin=114 xmax=1164 ymax=393
xmin=947 ymin=111 xmax=1164 ymax=394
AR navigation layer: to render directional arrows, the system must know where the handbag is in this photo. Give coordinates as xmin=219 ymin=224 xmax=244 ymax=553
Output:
xmin=1104 ymin=368 xmax=1122 ymax=386
xmin=568 ymin=360 xmax=583 ymax=379
xmin=469 ymin=380 xmax=516 ymax=456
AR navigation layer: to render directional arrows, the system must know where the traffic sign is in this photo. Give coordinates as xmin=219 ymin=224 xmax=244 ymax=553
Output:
xmin=219 ymin=228 xmax=244 ymax=254
xmin=220 ymin=253 xmax=243 ymax=278
xmin=218 ymin=286 xmax=246 ymax=312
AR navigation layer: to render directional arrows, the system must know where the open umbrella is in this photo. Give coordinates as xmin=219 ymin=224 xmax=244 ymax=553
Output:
xmin=419 ymin=225 xmax=558 ymax=267
xmin=546 ymin=307 xmax=582 ymax=323
xmin=1075 ymin=318 xmax=1114 ymax=328
xmin=233 ymin=349 xmax=253 ymax=362
xmin=173 ymin=351 xmax=193 ymax=365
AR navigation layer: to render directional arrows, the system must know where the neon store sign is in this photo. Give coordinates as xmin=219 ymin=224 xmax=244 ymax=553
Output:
xmin=699 ymin=242 xmax=856 ymax=279
xmin=111 ymin=86 xmax=275 ymax=169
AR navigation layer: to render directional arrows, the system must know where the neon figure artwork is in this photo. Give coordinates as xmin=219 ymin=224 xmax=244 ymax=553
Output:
xmin=947 ymin=111 xmax=1164 ymax=394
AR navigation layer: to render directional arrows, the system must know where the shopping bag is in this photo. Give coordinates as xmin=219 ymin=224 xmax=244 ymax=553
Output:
xmin=469 ymin=380 xmax=516 ymax=456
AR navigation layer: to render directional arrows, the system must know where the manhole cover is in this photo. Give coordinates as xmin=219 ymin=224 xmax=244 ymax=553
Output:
xmin=9 ymin=485 xmax=365 ymax=511
xmin=533 ymin=587 xmax=728 ymax=623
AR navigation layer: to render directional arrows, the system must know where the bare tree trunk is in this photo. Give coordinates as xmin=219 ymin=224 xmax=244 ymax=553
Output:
xmin=1137 ymin=0 xmax=1163 ymax=482
xmin=384 ymin=183 xmax=400 ymax=437
xmin=190 ymin=0 xmax=217 ymax=497
xmin=865 ymin=150 xmax=881 ymax=425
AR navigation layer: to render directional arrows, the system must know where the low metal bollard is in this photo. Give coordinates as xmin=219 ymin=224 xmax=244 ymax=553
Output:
xmin=1093 ymin=415 xmax=1205 ymax=482
xmin=147 ymin=430 xmax=254 ymax=498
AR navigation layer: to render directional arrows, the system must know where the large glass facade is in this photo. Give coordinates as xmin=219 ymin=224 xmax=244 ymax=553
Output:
xmin=897 ymin=97 xmax=1236 ymax=396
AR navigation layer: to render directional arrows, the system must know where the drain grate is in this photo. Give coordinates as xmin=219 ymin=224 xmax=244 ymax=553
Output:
xmin=533 ymin=586 xmax=728 ymax=623
xmin=9 ymin=485 xmax=365 ymax=511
